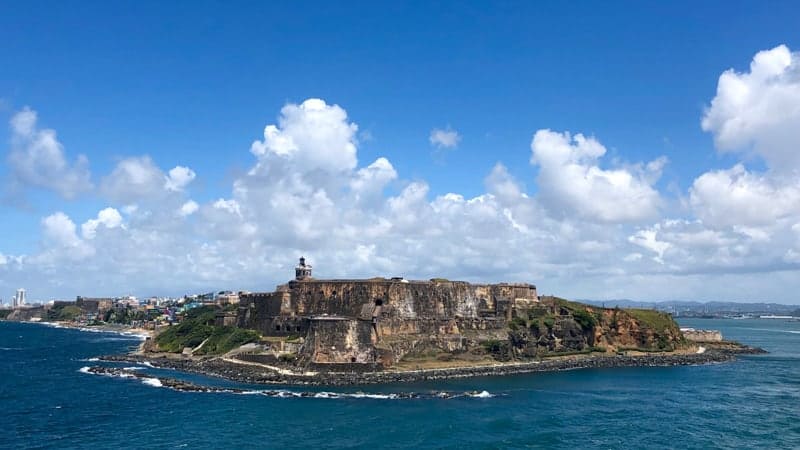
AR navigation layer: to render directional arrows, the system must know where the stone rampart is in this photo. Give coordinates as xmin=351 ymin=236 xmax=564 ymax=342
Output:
xmin=681 ymin=328 xmax=723 ymax=342
xmin=237 ymin=278 xmax=537 ymax=367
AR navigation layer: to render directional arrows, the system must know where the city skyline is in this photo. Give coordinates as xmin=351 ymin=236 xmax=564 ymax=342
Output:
xmin=1 ymin=2 xmax=800 ymax=303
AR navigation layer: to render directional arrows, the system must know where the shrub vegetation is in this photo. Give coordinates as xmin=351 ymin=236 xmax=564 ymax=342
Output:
xmin=155 ymin=306 xmax=260 ymax=355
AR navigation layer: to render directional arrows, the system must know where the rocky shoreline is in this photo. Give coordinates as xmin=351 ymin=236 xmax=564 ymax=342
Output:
xmin=80 ymin=366 xmax=494 ymax=398
xmin=101 ymin=345 xmax=766 ymax=387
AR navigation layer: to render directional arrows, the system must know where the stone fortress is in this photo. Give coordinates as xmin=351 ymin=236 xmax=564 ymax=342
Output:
xmin=235 ymin=258 xmax=540 ymax=369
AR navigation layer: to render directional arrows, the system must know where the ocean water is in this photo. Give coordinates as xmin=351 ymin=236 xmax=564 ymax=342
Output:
xmin=2 ymin=318 xmax=799 ymax=449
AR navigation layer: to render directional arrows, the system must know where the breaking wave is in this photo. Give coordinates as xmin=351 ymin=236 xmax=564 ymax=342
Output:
xmin=742 ymin=328 xmax=800 ymax=335
xmin=141 ymin=378 xmax=163 ymax=387
xmin=78 ymin=367 xmax=136 ymax=378
xmin=223 ymin=389 xmax=495 ymax=400
xmin=469 ymin=390 xmax=494 ymax=398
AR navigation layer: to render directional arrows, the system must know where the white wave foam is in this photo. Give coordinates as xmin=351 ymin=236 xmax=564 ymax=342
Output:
xmin=469 ymin=390 xmax=494 ymax=398
xmin=231 ymin=390 xmax=399 ymax=399
xmin=141 ymin=378 xmax=163 ymax=387
xmin=37 ymin=322 xmax=68 ymax=329
xmin=78 ymin=327 xmax=104 ymax=333
xmin=345 ymin=392 xmax=399 ymax=399
xmin=83 ymin=357 xmax=100 ymax=362
xmin=275 ymin=391 xmax=302 ymax=398
xmin=78 ymin=367 xmax=135 ymax=378
xmin=76 ymin=327 xmax=147 ymax=340
xmin=141 ymin=361 xmax=156 ymax=368
xmin=123 ymin=366 xmax=146 ymax=371
xmin=224 ymin=389 xmax=493 ymax=400
xmin=743 ymin=327 xmax=800 ymax=335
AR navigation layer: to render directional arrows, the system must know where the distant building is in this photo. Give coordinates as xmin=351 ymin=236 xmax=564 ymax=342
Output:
xmin=115 ymin=296 xmax=139 ymax=308
xmin=76 ymin=296 xmax=113 ymax=313
xmin=12 ymin=288 xmax=26 ymax=307
xmin=216 ymin=291 xmax=240 ymax=306
xmin=295 ymin=257 xmax=313 ymax=280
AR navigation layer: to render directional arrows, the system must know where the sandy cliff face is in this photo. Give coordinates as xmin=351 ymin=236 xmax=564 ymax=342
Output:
xmin=501 ymin=299 xmax=685 ymax=360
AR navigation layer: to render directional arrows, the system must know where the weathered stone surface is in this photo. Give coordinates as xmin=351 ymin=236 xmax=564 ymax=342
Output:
xmin=238 ymin=278 xmax=538 ymax=368
xmin=231 ymin=275 xmax=694 ymax=373
xmin=681 ymin=328 xmax=723 ymax=342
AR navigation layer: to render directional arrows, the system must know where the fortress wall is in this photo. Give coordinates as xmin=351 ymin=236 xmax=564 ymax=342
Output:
xmin=239 ymin=278 xmax=537 ymax=367
xmin=284 ymin=280 xmax=537 ymax=321
xmin=304 ymin=319 xmax=375 ymax=364
xmin=374 ymin=317 xmax=507 ymax=336
xmin=682 ymin=329 xmax=723 ymax=343
xmin=238 ymin=291 xmax=297 ymax=335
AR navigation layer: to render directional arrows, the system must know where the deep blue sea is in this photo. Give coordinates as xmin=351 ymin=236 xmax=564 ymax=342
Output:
xmin=2 ymin=318 xmax=799 ymax=449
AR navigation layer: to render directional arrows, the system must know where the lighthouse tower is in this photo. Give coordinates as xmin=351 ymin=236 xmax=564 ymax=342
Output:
xmin=295 ymin=257 xmax=313 ymax=281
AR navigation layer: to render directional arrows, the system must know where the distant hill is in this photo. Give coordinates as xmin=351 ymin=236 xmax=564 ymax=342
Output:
xmin=579 ymin=300 xmax=800 ymax=317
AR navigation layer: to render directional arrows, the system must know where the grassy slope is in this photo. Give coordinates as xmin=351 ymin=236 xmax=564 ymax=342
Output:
xmin=154 ymin=306 xmax=260 ymax=355
xmin=548 ymin=297 xmax=684 ymax=351
xmin=624 ymin=308 xmax=681 ymax=335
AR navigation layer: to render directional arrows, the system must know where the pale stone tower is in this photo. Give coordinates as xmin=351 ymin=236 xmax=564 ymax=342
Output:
xmin=295 ymin=257 xmax=312 ymax=281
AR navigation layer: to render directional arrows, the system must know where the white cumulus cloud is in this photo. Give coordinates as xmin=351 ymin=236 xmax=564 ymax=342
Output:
xmin=100 ymin=156 xmax=165 ymax=203
xmin=530 ymin=129 xmax=663 ymax=223
xmin=37 ymin=212 xmax=94 ymax=262
xmin=690 ymin=164 xmax=800 ymax=229
xmin=702 ymin=44 xmax=800 ymax=172
xmin=100 ymin=157 xmax=196 ymax=204
xmin=179 ymin=200 xmax=199 ymax=217
xmin=81 ymin=207 xmax=124 ymax=239
xmin=6 ymin=87 xmax=800 ymax=302
xmin=628 ymin=226 xmax=671 ymax=263
xmin=7 ymin=107 xmax=92 ymax=198
xmin=250 ymin=98 xmax=358 ymax=172
xmin=429 ymin=127 xmax=461 ymax=149
xmin=164 ymin=166 xmax=196 ymax=192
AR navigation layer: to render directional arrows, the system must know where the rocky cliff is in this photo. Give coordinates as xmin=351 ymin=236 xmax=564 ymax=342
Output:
xmin=500 ymin=297 xmax=685 ymax=360
xmin=231 ymin=278 xmax=687 ymax=371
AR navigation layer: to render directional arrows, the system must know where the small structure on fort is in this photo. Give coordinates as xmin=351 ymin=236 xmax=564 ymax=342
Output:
xmin=295 ymin=257 xmax=312 ymax=281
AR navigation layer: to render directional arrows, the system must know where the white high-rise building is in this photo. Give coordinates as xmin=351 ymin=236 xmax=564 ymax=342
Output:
xmin=13 ymin=288 xmax=26 ymax=307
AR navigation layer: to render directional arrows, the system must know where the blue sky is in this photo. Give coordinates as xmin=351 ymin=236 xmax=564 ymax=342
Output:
xmin=1 ymin=1 xmax=800 ymax=302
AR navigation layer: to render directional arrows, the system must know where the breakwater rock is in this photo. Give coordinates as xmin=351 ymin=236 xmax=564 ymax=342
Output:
xmin=102 ymin=346 xmax=764 ymax=386
xmin=79 ymin=365 xmax=494 ymax=399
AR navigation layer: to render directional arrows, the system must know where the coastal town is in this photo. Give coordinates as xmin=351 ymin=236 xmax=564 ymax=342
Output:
xmin=0 ymin=288 xmax=243 ymax=330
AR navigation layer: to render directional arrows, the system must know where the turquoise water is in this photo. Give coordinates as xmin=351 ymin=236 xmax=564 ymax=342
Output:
xmin=2 ymin=318 xmax=799 ymax=449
